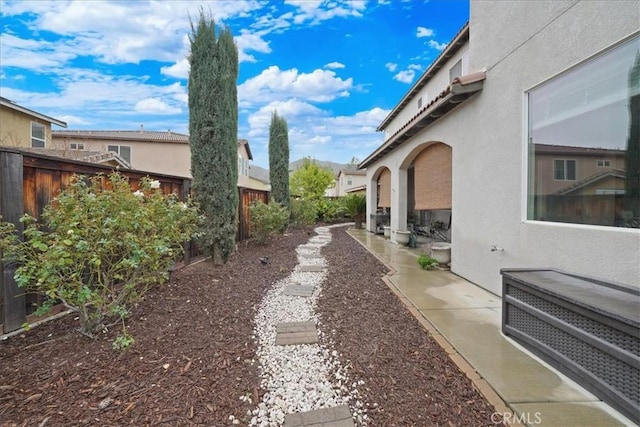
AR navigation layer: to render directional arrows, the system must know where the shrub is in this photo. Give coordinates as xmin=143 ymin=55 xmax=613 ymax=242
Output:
xmin=316 ymin=198 xmax=343 ymax=223
xmin=290 ymin=198 xmax=317 ymax=226
xmin=342 ymin=193 xmax=366 ymax=228
xmin=0 ymin=172 xmax=201 ymax=346
xmin=417 ymin=254 xmax=439 ymax=270
xmin=249 ymin=200 xmax=289 ymax=244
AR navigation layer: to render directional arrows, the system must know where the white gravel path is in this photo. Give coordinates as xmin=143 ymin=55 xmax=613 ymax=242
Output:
xmin=247 ymin=225 xmax=368 ymax=426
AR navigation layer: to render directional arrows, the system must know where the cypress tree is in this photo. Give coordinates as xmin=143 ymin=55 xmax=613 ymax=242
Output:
xmin=188 ymin=12 xmax=239 ymax=264
xmin=268 ymin=111 xmax=290 ymax=210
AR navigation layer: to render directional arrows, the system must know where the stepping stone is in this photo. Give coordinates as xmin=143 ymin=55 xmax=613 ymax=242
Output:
xmin=283 ymin=284 xmax=315 ymax=297
xmin=300 ymin=264 xmax=324 ymax=272
xmin=300 ymin=253 xmax=322 ymax=259
xmin=275 ymin=321 xmax=318 ymax=345
xmin=284 ymin=405 xmax=354 ymax=427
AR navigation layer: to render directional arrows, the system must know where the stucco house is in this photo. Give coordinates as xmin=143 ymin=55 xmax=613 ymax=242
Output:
xmin=336 ymin=168 xmax=367 ymax=196
xmin=360 ymin=1 xmax=640 ymax=295
xmin=52 ymin=129 xmax=261 ymax=189
xmin=0 ymin=96 xmax=67 ymax=148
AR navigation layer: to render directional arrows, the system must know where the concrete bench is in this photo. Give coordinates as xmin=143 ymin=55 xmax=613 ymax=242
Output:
xmin=501 ymin=268 xmax=639 ymax=424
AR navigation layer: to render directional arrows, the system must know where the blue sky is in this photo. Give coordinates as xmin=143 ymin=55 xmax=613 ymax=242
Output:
xmin=0 ymin=0 xmax=469 ymax=168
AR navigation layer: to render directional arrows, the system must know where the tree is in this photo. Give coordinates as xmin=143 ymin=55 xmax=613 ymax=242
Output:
xmin=188 ymin=11 xmax=239 ymax=264
xmin=289 ymin=157 xmax=336 ymax=201
xmin=268 ymin=111 xmax=290 ymax=210
xmin=343 ymin=193 xmax=366 ymax=229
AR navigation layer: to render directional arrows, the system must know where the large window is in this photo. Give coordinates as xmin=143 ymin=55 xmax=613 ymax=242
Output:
xmin=527 ymin=34 xmax=640 ymax=228
xmin=31 ymin=122 xmax=45 ymax=147
xmin=107 ymin=145 xmax=131 ymax=164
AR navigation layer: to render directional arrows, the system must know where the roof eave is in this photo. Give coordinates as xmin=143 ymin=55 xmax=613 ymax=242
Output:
xmin=376 ymin=22 xmax=470 ymax=132
xmin=360 ymin=72 xmax=485 ymax=170
xmin=0 ymin=97 xmax=67 ymax=128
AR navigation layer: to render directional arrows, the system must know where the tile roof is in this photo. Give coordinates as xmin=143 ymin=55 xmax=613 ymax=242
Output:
xmin=534 ymin=144 xmax=626 ymax=156
xmin=52 ymin=129 xmax=189 ymax=144
xmin=360 ymin=71 xmax=486 ymax=169
xmin=16 ymin=147 xmax=131 ymax=168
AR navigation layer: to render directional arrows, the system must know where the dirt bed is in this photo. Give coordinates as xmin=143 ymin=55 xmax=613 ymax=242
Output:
xmin=1 ymin=225 xmax=503 ymax=426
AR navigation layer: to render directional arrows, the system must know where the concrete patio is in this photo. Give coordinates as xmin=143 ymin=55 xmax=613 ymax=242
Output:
xmin=348 ymin=229 xmax=635 ymax=427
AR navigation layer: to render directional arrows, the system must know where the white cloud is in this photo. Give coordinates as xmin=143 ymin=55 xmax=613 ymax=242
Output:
xmin=285 ymin=0 xmax=366 ymax=25
xmin=247 ymin=99 xmax=324 ymax=136
xmin=416 ymin=26 xmax=434 ymax=38
xmin=2 ymin=1 xmax=264 ymax=66
xmin=135 ymin=98 xmax=182 ymax=115
xmin=325 ymin=62 xmax=345 ymax=69
xmin=235 ymin=29 xmax=272 ymax=63
xmin=57 ymin=114 xmax=92 ymax=126
xmin=161 ymin=58 xmax=190 ymax=79
xmin=393 ymin=70 xmax=415 ymax=84
xmin=385 ymin=62 xmax=398 ymax=72
xmin=238 ymin=66 xmax=353 ymax=107
xmin=408 ymin=64 xmax=422 ymax=71
xmin=428 ymin=40 xmax=448 ymax=51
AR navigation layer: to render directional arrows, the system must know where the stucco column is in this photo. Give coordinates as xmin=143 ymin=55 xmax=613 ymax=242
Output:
xmin=390 ymin=167 xmax=407 ymax=243
xmin=365 ymin=171 xmax=376 ymax=233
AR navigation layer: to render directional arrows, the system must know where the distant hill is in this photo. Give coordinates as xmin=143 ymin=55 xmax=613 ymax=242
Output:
xmin=249 ymin=158 xmax=356 ymax=184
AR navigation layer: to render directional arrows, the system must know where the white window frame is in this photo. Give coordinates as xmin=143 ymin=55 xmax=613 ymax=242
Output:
xmin=596 ymin=159 xmax=611 ymax=167
xmin=553 ymin=159 xmax=576 ymax=181
xmin=70 ymin=143 xmax=85 ymax=150
xmin=31 ymin=122 xmax=45 ymax=148
xmin=107 ymin=144 xmax=132 ymax=163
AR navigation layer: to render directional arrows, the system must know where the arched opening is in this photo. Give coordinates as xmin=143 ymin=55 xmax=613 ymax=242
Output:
xmin=404 ymin=142 xmax=452 ymax=244
xmin=368 ymin=166 xmax=391 ymax=234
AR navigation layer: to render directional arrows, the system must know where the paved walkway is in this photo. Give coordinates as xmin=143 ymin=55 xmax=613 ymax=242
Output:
xmin=348 ymin=229 xmax=635 ymax=427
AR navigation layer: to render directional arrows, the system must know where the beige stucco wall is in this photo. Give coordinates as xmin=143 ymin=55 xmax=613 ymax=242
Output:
xmin=337 ymin=172 xmax=367 ymax=196
xmin=0 ymin=107 xmax=53 ymax=148
xmin=51 ymin=137 xmax=192 ymax=178
xmin=366 ymin=0 xmax=640 ymax=294
xmin=382 ymin=47 xmax=469 ymax=139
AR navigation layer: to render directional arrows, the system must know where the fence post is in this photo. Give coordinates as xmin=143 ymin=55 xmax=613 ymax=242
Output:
xmin=0 ymin=151 xmax=26 ymax=333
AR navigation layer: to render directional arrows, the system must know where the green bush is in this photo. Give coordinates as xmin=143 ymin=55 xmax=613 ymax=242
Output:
xmin=342 ymin=193 xmax=366 ymax=228
xmin=290 ymin=198 xmax=317 ymax=226
xmin=0 ymin=172 xmax=201 ymax=346
xmin=249 ymin=200 xmax=289 ymax=244
xmin=316 ymin=198 xmax=343 ymax=223
xmin=417 ymin=254 xmax=439 ymax=270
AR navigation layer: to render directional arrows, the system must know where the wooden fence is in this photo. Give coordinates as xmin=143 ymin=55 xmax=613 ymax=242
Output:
xmin=0 ymin=148 xmax=269 ymax=333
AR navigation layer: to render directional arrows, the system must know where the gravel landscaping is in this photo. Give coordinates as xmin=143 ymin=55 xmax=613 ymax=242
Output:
xmin=0 ymin=225 xmax=504 ymax=426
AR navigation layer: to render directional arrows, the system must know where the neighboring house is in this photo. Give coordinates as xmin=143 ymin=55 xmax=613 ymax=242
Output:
xmin=336 ymin=168 xmax=367 ymax=196
xmin=360 ymin=1 xmax=639 ymax=294
xmin=0 ymin=96 xmax=67 ymax=148
xmin=52 ymin=129 xmax=260 ymax=188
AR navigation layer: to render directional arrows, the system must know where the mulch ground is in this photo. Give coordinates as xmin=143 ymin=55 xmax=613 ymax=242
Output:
xmin=1 ymin=225 xmax=504 ymax=426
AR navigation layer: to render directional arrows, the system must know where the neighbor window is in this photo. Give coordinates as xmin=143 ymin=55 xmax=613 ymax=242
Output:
xmin=70 ymin=143 xmax=85 ymax=150
xmin=238 ymin=156 xmax=249 ymax=177
xmin=553 ymin=159 xmax=576 ymax=181
xmin=31 ymin=122 xmax=45 ymax=148
xmin=527 ymin=34 xmax=639 ymax=228
xmin=107 ymin=145 xmax=131 ymax=163
xmin=347 ymin=178 xmax=353 ymax=185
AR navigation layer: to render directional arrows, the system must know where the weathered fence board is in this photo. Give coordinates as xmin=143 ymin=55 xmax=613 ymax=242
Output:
xmin=0 ymin=151 xmax=26 ymax=332
xmin=0 ymin=148 xmax=270 ymax=333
